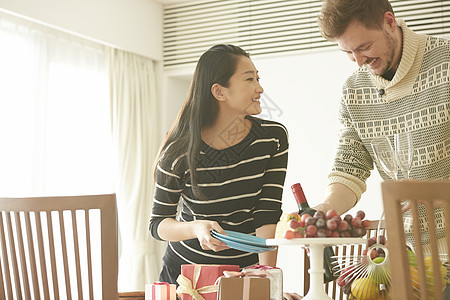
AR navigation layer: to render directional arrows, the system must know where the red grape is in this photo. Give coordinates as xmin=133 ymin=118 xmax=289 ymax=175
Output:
xmin=330 ymin=231 xmax=340 ymax=237
xmin=352 ymin=227 xmax=363 ymax=237
xmin=338 ymin=220 xmax=349 ymax=231
xmin=356 ymin=210 xmax=366 ymax=220
xmin=367 ymin=237 xmax=377 ymax=248
xmin=282 ymin=209 xmax=371 ymax=239
xmin=316 ymin=218 xmax=326 ymax=229
xmin=351 ymin=216 xmax=362 ymax=227
xmin=306 ymin=225 xmax=318 ymax=236
xmin=289 ymin=219 xmax=302 ymax=229
xmin=317 ymin=228 xmax=327 ymax=237
xmin=326 ymin=219 xmax=338 ymax=231
xmin=362 ymin=219 xmax=371 ymax=228
xmin=360 ymin=227 xmax=366 ymax=237
xmin=326 ymin=209 xmax=338 ymax=220
xmin=340 ymin=231 xmax=351 ymax=237
xmin=370 ymin=249 xmax=378 ymax=260
xmin=331 ymin=215 xmax=342 ymax=223
xmin=377 ymin=235 xmax=386 ymax=245
xmin=299 ymin=219 xmax=306 ymax=228
xmin=283 ymin=230 xmax=294 ymax=239
xmin=343 ymin=214 xmax=353 ymax=224
xmin=314 ymin=210 xmax=326 ymax=220
xmin=301 ymin=214 xmax=311 ymax=223
xmin=305 ymin=216 xmax=317 ymax=226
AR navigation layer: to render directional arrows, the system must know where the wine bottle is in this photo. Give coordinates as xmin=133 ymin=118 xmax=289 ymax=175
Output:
xmin=292 ymin=183 xmax=339 ymax=283
xmin=291 ymin=183 xmax=310 ymax=213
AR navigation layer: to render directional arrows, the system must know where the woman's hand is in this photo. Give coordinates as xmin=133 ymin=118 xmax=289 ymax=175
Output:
xmin=283 ymin=292 xmax=303 ymax=300
xmin=192 ymin=220 xmax=229 ymax=252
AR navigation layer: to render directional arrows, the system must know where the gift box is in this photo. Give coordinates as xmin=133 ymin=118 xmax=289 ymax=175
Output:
xmin=176 ymin=264 xmax=240 ymax=300
xmin=217 ymin=276 xmax=270 ymax=300
xmin=243 ymin=265 xmax=282 ymax=300
xmin=145 ymin=281 xmax=176 ymax=300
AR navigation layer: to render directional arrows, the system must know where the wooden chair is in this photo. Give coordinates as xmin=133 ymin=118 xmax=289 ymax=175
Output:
xmin=302 ymin=220 xmax=386 ymax=300
xmin=118 ymin=291 xmax=144 ymax=299
xmin=0 ymin=194 xmax=118 ymax=299
xmin=382 ymin=180 xmax=449 ymax=300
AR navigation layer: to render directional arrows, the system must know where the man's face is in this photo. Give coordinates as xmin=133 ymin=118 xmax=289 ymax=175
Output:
xmin=337 ymin=18 xmax=399 ymax=78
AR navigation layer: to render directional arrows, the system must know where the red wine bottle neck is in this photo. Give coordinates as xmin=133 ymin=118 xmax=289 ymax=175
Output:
xmin=291 ymin=183 xmax=310 ymax=213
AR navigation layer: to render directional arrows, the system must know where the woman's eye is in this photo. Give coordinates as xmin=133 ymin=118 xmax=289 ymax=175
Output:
xmin=247 ymin=78 xmax=254 ymax=81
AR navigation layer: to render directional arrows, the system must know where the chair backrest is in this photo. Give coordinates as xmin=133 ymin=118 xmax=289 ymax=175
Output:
xmin=118 ymin=291 xmax=145 ymax=299
xmin=302 ymin=220 xmax=386 ymax=300
xmin=382 ymin=180 xmax=449 ymax=300
xmin=0 ymin=194 xmax=118 ymax=300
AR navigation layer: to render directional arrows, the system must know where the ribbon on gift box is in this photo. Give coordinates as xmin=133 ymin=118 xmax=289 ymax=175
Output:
xmin=218 ymin=269 xmax=272 ymax=283
xmin=152 ymin=281 xmax=171 ymax=300
xmin=243 ymin=265 xmax=279 ymax=271
xmin=176 ymin=265 xmax=218 ymax=300
xmin=243 ymin=265 xmax=282 ymax=300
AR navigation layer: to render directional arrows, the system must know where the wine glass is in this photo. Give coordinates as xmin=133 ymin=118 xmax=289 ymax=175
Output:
xmin=370 ymin=136 xmax=398 ymax=180
xmin=394 ymin=132 xmax=414 ymax=179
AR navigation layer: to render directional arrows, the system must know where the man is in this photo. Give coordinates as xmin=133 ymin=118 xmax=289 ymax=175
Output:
xmin=314 ymin=0 xmax=449 ymax=213
xmin=313 ymin=0 xmax=449 ymax=296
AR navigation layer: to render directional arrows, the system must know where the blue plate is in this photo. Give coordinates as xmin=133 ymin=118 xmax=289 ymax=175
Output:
xmin=212 ymin=230 xmax=273 ymax=248
xmin=216 ymin=238 xmax=277 ymax=253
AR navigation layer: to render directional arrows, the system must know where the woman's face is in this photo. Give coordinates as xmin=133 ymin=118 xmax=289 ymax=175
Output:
xmin=221 ymin=56 xmax=264 ymax=116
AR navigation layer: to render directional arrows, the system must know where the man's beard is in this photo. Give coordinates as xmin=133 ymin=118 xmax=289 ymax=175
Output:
xmin=380 ymin=30 xmax=398 ymax=80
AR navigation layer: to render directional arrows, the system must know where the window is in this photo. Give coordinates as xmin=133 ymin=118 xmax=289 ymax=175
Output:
xmin=0 ymin=12 xmax=113 ymax=197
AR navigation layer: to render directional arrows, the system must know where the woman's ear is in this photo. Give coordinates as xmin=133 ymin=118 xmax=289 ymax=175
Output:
xmin=211 ymin=83 xmax=226 ymax=101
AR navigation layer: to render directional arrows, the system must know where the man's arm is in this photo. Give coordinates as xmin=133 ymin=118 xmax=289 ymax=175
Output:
xmin=313 ymin=183 xmax=357 ymax=215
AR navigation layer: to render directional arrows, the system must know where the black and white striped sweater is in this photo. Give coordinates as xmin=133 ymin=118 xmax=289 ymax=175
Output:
xmin=150 ymin=116 xmax=288 ymax=283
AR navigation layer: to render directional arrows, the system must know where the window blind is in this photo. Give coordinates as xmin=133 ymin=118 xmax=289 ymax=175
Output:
xmin=163 ymin=0 xmax=450 ymax=68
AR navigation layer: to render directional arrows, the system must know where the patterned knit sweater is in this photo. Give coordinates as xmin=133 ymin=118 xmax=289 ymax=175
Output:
xmin=329 ymin=20 xmax=449 ymax=257
xmin=329 ymin=19 xmax=449 ymax=197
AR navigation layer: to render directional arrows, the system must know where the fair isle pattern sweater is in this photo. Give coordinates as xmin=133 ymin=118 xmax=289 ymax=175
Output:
xmin=329 ymin=19 xmax=449 ymax=197
xmin=149 ymin=116 xmax=288 ymax=283
xmin=329 ymin=20 xmax=449 ymax=257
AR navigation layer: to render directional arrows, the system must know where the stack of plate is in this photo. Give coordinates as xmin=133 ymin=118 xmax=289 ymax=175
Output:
xmin=211 ymin=230 xmax=277 ymax=253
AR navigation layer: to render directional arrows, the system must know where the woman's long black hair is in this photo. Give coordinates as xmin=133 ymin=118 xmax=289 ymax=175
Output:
xmin=153 ymin=44 xmax=250 ymax=197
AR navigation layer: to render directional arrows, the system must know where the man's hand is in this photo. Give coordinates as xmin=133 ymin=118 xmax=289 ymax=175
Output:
xmin=314 ymin=183 xmax=357 ymax=215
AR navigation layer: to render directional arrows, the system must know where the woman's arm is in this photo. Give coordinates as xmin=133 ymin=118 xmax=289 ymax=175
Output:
xmin=150 ymin=159 xmax=227 ymax=251
xmin=157 ymin=218 xmax=228 ymax=251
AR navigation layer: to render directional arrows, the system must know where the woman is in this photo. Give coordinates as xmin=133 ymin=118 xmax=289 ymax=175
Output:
xmin=150 ymin=44 xmax=299 ymax=299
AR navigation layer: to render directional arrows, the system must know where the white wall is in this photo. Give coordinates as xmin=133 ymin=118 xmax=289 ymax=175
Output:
xmin=252 ymin=51 xmax=384 ymax=294
xmin=0 ymin=0 xmax=163 ymax=60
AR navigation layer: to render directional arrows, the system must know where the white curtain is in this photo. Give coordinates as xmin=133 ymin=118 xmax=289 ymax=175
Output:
xmin=0 ymin=10 xmax=114 ymax=299
xmin=109 ymin=48 xmax=166 ymax=292
xmin=0 ymin=11 xmax=112 ymax=197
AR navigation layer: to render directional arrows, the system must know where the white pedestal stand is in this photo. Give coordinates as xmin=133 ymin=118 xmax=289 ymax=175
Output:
xmin=266 ymin=238 xmax=366 ymax=300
